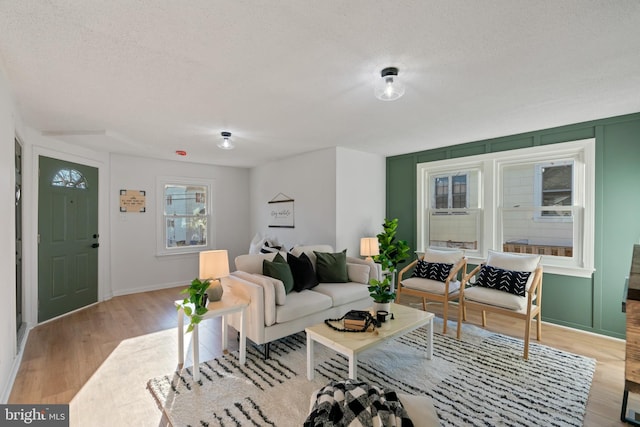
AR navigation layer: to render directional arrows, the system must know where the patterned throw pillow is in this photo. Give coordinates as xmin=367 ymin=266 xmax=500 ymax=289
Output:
xmin=475 ymin=264 xmax=531 ymax=297
xmin=411 ymin=260 xmax=453 ymax=282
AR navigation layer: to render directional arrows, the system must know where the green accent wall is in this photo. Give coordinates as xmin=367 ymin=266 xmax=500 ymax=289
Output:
xmin=387 ymin=112 xmax=640 ymax=339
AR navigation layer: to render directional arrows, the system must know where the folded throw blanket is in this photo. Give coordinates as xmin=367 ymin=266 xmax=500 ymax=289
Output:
xmin=304 ymin=380 xmax=413 ymax=427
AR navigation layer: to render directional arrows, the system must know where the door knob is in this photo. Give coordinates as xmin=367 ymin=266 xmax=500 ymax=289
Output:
xmin=91 ymin=243 xmax=100 ymax=248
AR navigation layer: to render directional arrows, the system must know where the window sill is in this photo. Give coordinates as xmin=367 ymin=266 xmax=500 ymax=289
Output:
xmin=466 ymin=256 xmax=594 ymax=279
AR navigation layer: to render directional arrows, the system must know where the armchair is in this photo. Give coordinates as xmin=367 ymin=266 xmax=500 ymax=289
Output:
xmin=397 ymin=248 xmax=467 ymax=333
xmin=456 ymin=250 xmax=543 ymax=359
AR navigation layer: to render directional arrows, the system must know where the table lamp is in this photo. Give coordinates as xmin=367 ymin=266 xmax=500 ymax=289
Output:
xmin=199 ymin=249 xmax=230 ymax=302
xmin=360 ymin=237 xmax=380 ymax=262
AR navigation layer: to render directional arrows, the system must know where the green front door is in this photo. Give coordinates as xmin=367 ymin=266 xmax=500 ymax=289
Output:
xmin=38 ymin=156 xmax=99 ymax=322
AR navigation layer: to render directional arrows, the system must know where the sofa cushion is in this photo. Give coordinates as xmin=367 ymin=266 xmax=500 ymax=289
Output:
xmin=275 ymin=290 xmax=333 ymax=324
xmin=401 ymin=277 xmax=461 ymax=295
xmin=231 ymin=271 xmax=277 ymax=326
xmin=288 ymin=252 xmax=319 ymax=292
xmin=260 ymin=275 xmax=287 ymax=305
xmin=263 ymin=259 xmax=295 ymax=293
xmin=290 ymin=245 xmax=334 ymax=270
xmin=311 ymin=282 xmax=370 ymax=307
xmin=347 ymin=263 xmax=370 ymax=285
xmin=235 ymin=252 xmax=278 ymax=274
xmin=314 ymin=250 xmax=349 ymax=283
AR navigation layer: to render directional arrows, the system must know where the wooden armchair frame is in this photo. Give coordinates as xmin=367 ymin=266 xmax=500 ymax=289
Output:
xmin=397 ymin=257 xmax=467 ymax=334
xmin=456 ymin=264 xmax=543 ymax=359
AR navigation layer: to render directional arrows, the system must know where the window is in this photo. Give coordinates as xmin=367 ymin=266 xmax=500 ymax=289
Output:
xmin=51 ymin=168 xmax=88 ymax=189
xmin=433 ymin=173 xmax=468 ymax=209
xmin=157 ymin=177 xmax=214 ymax=255
xmin=417 ymin=139 xmax=595 ymax=277
xmin=534 ymin=161 xmax=573 ymax=218
xmin=421 ymin=168 xmax=481 ymax=251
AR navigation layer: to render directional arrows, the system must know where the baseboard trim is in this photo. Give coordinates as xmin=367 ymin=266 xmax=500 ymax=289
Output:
xmin=111 ymin=281 xmax=184 ymax=297
xmin=1 ymin=325 xmax=31 ymax=404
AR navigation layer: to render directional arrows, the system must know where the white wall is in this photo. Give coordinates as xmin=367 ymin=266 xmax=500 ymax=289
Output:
xmin=336 ymin=147 xmax=386 ymax=255
xmin=251 ymin=148 xmax=337 ymax=250
xmin=110 ymin=154 xmax=251 ymax=295
xmin=0 ymin=60 xmax=17 ymax=402
xmin=250 ymin=147 xmax=385 ymax=257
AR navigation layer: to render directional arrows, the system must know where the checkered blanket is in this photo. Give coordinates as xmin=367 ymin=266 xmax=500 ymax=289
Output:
xmin=304 ymin=380 xmax=413 ymax=427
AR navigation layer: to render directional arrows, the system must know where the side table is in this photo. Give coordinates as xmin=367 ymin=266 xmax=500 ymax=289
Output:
xmin=176 ymin=293 xmax=249 ymax=382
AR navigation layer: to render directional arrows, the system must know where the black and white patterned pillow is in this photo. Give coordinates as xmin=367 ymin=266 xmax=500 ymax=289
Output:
xmin=412 ymin=260 xmax=453 ymax=282
xmin=475 ymin=264 xmax=531 ymax=297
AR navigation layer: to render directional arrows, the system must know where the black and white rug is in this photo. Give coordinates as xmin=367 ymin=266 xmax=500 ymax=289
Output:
xmin=147 ymin=319 xmax=595 ymax=426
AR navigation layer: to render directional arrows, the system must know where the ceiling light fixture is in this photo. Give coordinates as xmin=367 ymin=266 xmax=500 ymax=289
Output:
xmin=374 ymin=67 xmax=405 ymax=101
xmin=217 ymin=131 xmax=234 ymax=150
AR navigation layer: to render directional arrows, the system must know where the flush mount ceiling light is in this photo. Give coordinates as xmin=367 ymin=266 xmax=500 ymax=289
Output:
xmin=374 ymin=67 xmax=405 ymax=101
xmin=217 ymin=131 xmax=234 ymax=150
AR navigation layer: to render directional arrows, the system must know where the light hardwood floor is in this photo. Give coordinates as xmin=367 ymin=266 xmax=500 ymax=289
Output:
xmin=9 ymin=287 xmax=629 ymax=426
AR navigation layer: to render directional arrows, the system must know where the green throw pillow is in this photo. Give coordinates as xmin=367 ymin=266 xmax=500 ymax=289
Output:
xmin=272 ymin=252 xmax=286 ymax=264
xmin=314 ymin=249 xmax=349 ymax=283
xmin=263 ymin=259 xmax=295 ymax=293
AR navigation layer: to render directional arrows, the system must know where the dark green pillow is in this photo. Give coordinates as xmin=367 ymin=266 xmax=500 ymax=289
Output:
xmin=314 ymin=249 xmax=349 ymax=283
xmin=263 ymin=259 xmax=295 ymax=293
xmin=272 ymin=252 xmax=286 ymax=264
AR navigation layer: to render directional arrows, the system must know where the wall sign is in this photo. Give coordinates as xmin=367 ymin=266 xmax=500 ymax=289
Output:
xmin=120 ymin=189 xmax=146 ymax=212
xmin=268 ymin=193 xmax=294 ymax=228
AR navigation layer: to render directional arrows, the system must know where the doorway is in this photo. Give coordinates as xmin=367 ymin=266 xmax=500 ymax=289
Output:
xmin=38 ymin=156 xmax=99 ymax=322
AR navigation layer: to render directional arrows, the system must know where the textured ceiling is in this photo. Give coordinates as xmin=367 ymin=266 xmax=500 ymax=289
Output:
xmin=1 ymin=1 xmax=639 ymax=167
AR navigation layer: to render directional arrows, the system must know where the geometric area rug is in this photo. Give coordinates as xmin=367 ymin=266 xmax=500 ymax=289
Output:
xmin=147 ymin=318 xmax=596 ymax=426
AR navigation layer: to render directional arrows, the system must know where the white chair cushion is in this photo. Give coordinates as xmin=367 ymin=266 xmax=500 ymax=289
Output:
xmin=231 ymin=271 xmax=277 ymax=326
xmin=485 ymin=250 xmax=541 ymax=291
xmin=424 ymin=248 xmax=464 ymax=264
xmin=464 ymin=285 xmax=529 ymax=312
xmin=401 ymin=277 xmax=461 ymax=295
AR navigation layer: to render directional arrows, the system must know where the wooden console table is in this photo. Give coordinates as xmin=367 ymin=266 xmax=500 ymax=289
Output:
xmin=623 ymin=244 xmax=640 ymax=424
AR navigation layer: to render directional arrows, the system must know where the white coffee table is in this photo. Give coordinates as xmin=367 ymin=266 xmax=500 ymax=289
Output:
xmin=176 ymin=292 xmax=249 ymax=381
xmin=306 ymin=303 xmax=434 ymax=380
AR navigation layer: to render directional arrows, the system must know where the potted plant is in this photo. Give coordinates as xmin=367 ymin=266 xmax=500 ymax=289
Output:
xmin=368 ymin=218 xmax=411 ymax=311
xmin=179 ymin=277 xmax=211 ymax=333
xmin=368 ymin=275 xmax=396 ymax=313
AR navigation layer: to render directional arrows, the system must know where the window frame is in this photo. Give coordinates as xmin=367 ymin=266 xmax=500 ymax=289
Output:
xmin=418 ymin=162 xmax=484 ymax=257
xmin=417 ymin=138 xmax=595 ymax=277
xmin=533 ymin=160 xmax=574 ymax=221
xmin=156 ymin=176 xmax=215 ymax=256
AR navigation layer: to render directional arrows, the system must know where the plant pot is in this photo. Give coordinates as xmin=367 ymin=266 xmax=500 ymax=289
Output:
xmin=372 ymin=301 xmax=391 ymax=315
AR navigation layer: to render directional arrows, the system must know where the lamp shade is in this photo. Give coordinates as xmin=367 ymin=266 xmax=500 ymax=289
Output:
xmin=360 ymin=237 xmax=380 ymax=258
xmin=199 ymin=249 xmax=230 ymax=280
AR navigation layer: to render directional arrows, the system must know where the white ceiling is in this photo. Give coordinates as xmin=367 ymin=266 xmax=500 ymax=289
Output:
xmin=1 ymin=1 xmax=639 ymax=168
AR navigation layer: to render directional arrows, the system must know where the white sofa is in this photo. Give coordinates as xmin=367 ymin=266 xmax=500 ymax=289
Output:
xmin=223 ymin=245 xmax=381 ymax=358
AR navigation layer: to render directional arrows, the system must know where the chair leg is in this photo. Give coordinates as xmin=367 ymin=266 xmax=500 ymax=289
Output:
xmin=536 ymin=313 xmax=542 ymax=341
xmin=481 ymin=310 xmax=487 ymax=327
xmin=463 ymin=305 xmax=467 ymax=321
xmin=442 ymin=300 xmax=448 ymax=334
xmin=422 ymin=297 xmax=427 ymax=312
xmin=523 ymin=317 xmax=531 ymax=359
xmin=456 ymin=300 xmax=463 ymax=339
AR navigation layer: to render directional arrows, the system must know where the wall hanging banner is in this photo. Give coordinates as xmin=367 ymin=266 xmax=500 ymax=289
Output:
xmin=268 ymin=192 xmax=294 ymax=228
xmin=120 ymin=189 xmax=146 ymax=212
